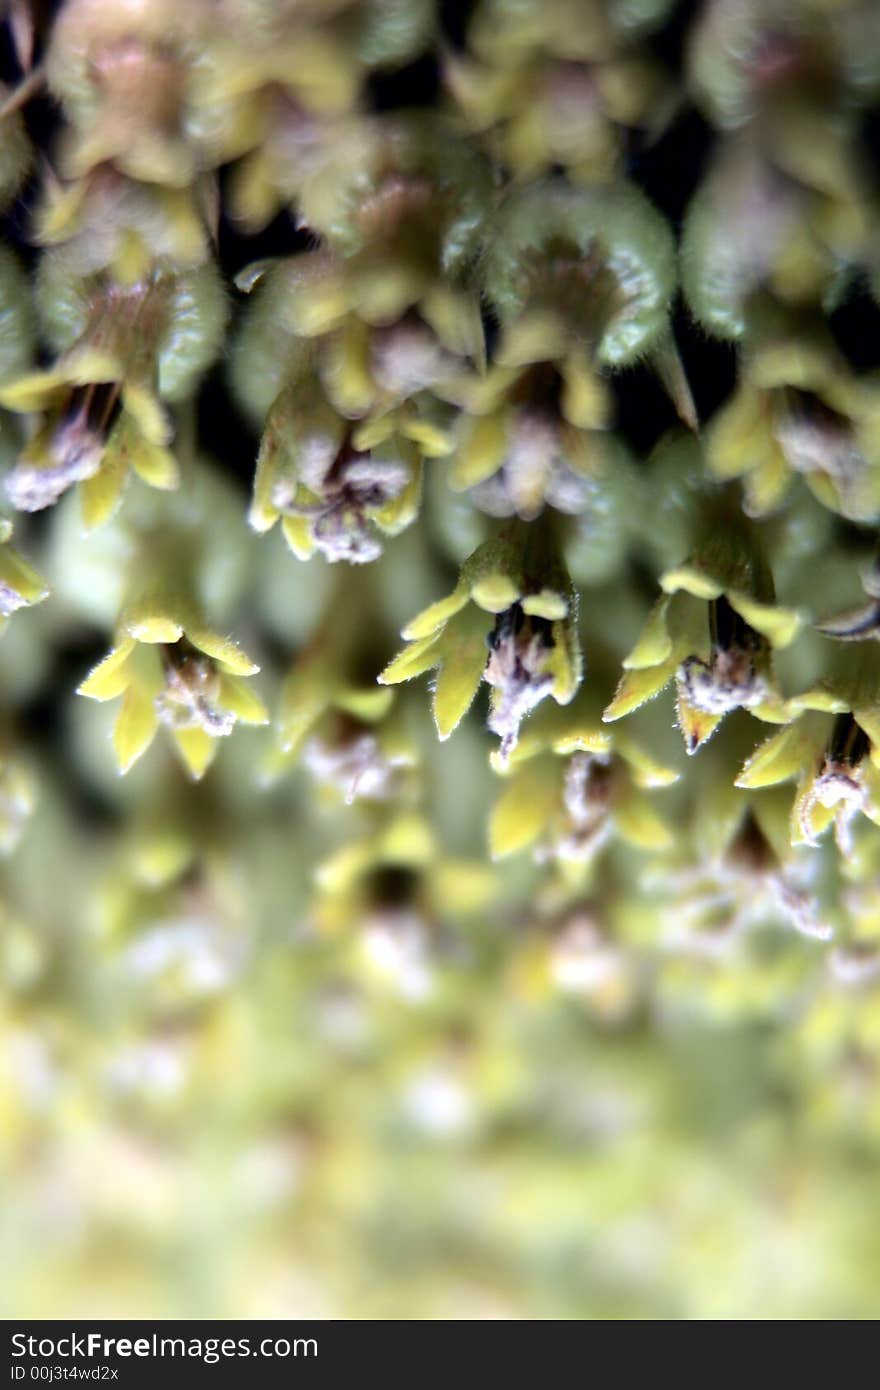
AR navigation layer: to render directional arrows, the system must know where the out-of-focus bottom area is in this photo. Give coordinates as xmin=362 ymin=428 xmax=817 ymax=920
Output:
xmin=2 ymin=674 xmax=879 ymax=1320
xmin=3 ymin=800 xmax=880 ymax=1321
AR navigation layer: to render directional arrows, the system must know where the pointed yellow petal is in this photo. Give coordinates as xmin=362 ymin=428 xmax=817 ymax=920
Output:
xmin=787 ymin=685 xmax=851 ymax=714
xmin=420 ymin=285 xmax=485 ymax=365
xmin=661 ymin=565 xmax=722 ymax=601
xmin=172 ymin=727 xmax=217 ymax=780
xmin=80 ymin=448 xmax=127 ymax=531
xmin=335 ymin=685 xmax=394 ymax=722
xmin=401 ymin=582 xmax=471 ymax=641
xmin=121 ymin=381 xmax=172 ymax=446
xmin=676 ymin=690 xmax=724 ymax=756
xmin=432 ymin=608 xmax=491 ymax=740
xmin=378 ymin=631 xmax=443 ymax=685
xmin=622 ymin=595 xmax=673 ymax=669
xmin=614 ymin=791 xmax=673 ymax=850
xmin=603 ymin=661 xmax=676 ymax=721
xmin=113 ymin=684 xmax=160 ymax=773
xmin=521 ymin=589 xmax=568 ymax=621
xmin=0 ymin=546 xmax=49 ymax=608
xmin=736 ymin=718 xmax=825 ymax=790
xmin=186 ymin=627 xmax=259 ymax=675
xmin=280 ymin=513 xmax=315 ymax=559
xmin=744 ymin=447 xmax=791 ymax=516
xmin=320 ymin=316 xmax=374 ymax=417
xmin=217 ymin=672 xmax=269 ymax=725
xmin=560 ymin=353 xmax=611 ymax=430
xmin=129 ymin=437 xmax=179 ymax=491
xmin=728 ymin=593 xmax=802 ymax=648
xmin=350 ymin=415 xmax=394 ymax=451
xmin=545 ymin=617 xmax=582 ymax=706
xmin=373 ymin=455 xmax=421 ymax=537
xmin=78 ymin=639 xmax=137 ymax=700
xmin=705 ymin=388 xmax=770 ymax=481
xmin=249 ymin=434 xmax=282 ymax=533
xmin=613 ymin=731 xmax=679 ymax=787
xmin=470 ymin=574 xmax=521 ymax=613
xmin=489 ymin=759 xmax=560 ymax=860
xmin=450 ymin=410 xmax=509 ymax=490
xmin=0 ymin=370 xmax=66 ymax=412
xmin=401 ymin=419 xmax=453 ymax=457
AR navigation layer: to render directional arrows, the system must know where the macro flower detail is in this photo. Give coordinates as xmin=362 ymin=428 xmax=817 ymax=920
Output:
xmin=737 ymin=657 xmax=880 ymax=853
xmin=45 ymin=0 xmax=211 ymax=187
xmin=78 ymin=597 xmax=267 ymax=778
xmin=488 ymin=694 xmax=678 ymax=864
xmin=248 ymin=385 xmax=425 ymax=564
xmin=206 ymin=6 xmax=436 ymax=232
xmin=704 ymin=327 xmax=880 ymax=522
xmin=379 ymin=528 xmax=581 ymax=757
xmin=604 ymin=539 xmax=799 ymax=753
xmin=264 ymin=636 xmax=414 ymax=804
xmin=444 ymin=0 xmax=675 ymax=182
xmin=442 ymin=175 xmax=690 ymax=521
xmin=448 ymin=354 xmax=612 ymax=522
xmin=0 ymin=258 xmax=228 ymax=526
xmin=230 ymin=117 xmax=489 ymax=566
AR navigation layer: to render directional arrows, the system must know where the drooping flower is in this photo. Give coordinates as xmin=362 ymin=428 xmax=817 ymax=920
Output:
xmin=646 ymin=760 xmax=833 ymax=949
xmin=447 ymin=355 xmax=612 ymax=522
xmin=736 ymin=654 xmax=880 ymax=854
xmin=704 ymin=320 xmax=880 ymax=521
xmin=264 ymin=618 xmax=415 ymax=802
xmin=247 ymin=382 xmax=426 ymax=564
xmin=230 ymin=116 xmax=492 ymax=563
xmin=46 ymin=0 xmax=212 ymax=188
xmin=0 ymin=256 xmax=227 ymax=526
xmin=202 ymin=2 xmax=436 ymax=231
xmin=604 ymin=528 xmax=799 ymax=753
xmin=688 ymin=0 xmax=880 ymax=136
xmin=379 ymin=526 xmax=581 ymax=760
xmin=78 ymin=594 xmax=267 ymax=779
xmin=487 ymin=688 xmax=678 ymax=865
xmin=445 ymin=0 xmax=676 ymax=183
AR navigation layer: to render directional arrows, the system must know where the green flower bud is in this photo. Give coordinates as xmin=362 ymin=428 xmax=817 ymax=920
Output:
xmin=484 ymin=178 xmax=676 ymax=368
